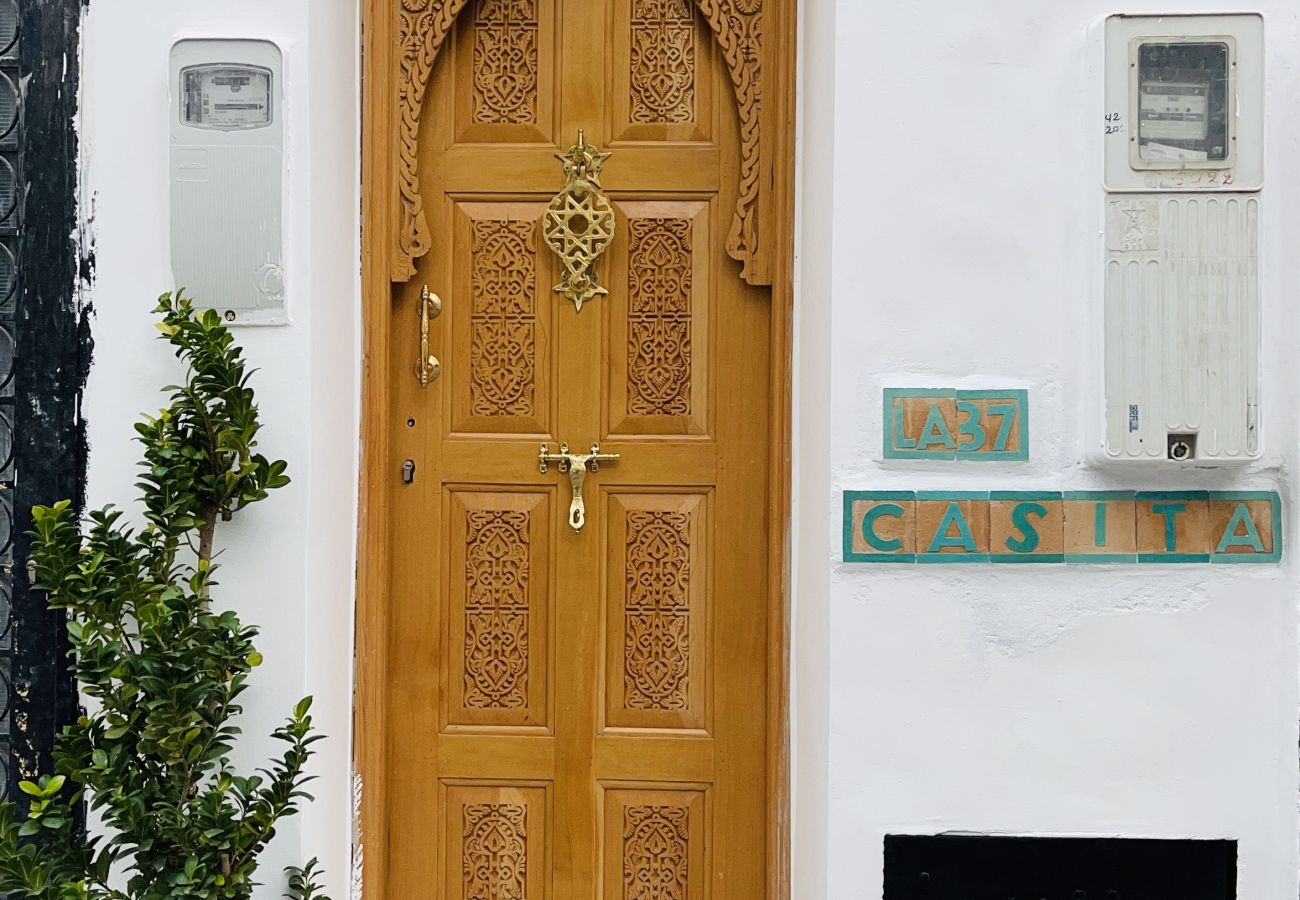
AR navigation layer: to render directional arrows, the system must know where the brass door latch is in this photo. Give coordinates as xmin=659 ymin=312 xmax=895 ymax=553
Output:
xmin=539 ymin=442 xmax=620 ymax=532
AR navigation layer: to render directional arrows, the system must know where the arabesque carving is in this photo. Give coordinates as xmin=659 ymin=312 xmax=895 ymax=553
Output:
xmin=396 ymin=0 xmax=473 ymax=280
xmin=627 ymin=218 xmax=692 ymax=417
xmin=462 ymin=802 xmax=528 ymax=899
xmin=394 ymin=0 xmax=767 ymax=283
xmin=623 ymin=805 xmax=690 ymax=900
xmin=624 ymin=511 xmax=692 ymax=711
xmin=464 ymin=510 xmax=531 ymax=710
xmin=472 ymin=0 xmax=540 ymax=124
xmin=692 ymin=0 xmax=762 ymax=276
xmin=631 ymin=0 xmax=696 ymax=124
xmin=471 ymin=220 xmax=537 ymax=416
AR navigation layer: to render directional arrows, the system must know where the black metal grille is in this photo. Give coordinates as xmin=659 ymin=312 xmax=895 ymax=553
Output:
xmin=6 ymin=0 xmax=85 ymax=805
xmin=0 ymin=0 xmax=22 ymax=799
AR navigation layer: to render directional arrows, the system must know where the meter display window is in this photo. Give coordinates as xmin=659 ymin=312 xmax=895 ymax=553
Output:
xmin=1135 ymin=41 xmax=1230 ymax=165
xmin=181 ymin=64 xmax=273 ymax=130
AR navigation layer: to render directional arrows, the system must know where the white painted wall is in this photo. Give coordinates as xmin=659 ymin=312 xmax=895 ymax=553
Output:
xmin=794 ymin=1 xmax=1300 ymax=898
xmin=73 ymin=0 xmax=1300 ymax=897
xmin=791 ymin=0 xmax=834 ymax=896
xmin=78 ymin=1 xmax=359 ymax=897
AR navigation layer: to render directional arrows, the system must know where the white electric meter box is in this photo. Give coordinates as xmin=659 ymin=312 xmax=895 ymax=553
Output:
xmin=169 ymin=39 xmax=285 ymax=325
xmin=1101 ymin=14 xmax=1263 ymax=463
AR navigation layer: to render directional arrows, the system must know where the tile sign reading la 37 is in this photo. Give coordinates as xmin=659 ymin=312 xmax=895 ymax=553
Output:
xmin=842 ymin=491 xmax=1281 ymax=564
xmin=884 ymin=388 xmax=1028 ymax=460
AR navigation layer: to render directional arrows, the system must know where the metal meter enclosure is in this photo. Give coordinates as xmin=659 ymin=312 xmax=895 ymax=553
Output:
xmin=169 ymin=39 xmax=285 ymax=325
xmin=1101 ymin=14 xmax=1263 ymax=463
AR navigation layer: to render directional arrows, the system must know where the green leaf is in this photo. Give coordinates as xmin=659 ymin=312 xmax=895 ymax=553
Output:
xmin=0 ymin=297 xmax=326 ymax=896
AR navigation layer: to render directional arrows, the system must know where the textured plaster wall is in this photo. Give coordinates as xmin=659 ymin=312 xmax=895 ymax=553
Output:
xmin=792 ymin=1 xmax=1300 ymax=898
xmin=78 ymin=1 xmax=359 ymax=897
xmin=72 ymin=0 xmax=1300 ymax=897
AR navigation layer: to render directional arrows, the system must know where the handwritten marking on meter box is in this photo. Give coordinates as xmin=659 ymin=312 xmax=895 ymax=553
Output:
xmin=884 ymin=389 xmax=1028 ymax=460
xmin=842 ymin=490 xmax=1281 ymax=564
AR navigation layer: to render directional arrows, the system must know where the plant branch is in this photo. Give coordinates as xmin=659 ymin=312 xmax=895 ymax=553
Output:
xmin=0 ymin=295 xmax=321 ymax=900
xmin=197 ymin=507 xmax=219 ymax=569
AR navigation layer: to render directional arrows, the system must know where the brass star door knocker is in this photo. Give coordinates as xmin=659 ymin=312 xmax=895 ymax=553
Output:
xmin=543 ymin=131 xmax=615 ymax=312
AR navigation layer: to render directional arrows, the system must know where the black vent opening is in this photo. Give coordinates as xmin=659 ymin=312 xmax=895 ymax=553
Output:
xmin=884 ymin=834 xmax=1237 ymax=900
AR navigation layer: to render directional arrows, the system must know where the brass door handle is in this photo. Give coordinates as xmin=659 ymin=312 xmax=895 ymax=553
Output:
xmin=417 ymin=284 xmax=442 ymax=387
xmin=539 ymin=442 xmax=620 ymax=532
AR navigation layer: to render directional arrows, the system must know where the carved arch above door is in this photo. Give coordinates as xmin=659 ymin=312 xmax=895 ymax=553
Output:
xmin=391 ymin=0 xmax=781 ymax=286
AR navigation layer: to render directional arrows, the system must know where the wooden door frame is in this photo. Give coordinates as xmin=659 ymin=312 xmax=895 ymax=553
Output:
xmin=355 ymin=2 xmax=797 ymax=896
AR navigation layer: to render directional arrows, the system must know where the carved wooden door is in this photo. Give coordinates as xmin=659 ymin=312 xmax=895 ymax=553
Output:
xmin=385 ymin=0 xmax=772 ymax=897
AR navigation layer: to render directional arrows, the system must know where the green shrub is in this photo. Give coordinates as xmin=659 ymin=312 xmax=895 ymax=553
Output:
xmin=0 ymin=294 xmax=329 ymax=899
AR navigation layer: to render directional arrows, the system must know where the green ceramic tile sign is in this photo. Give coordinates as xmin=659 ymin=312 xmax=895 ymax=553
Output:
xmin=884 ymin=388 xmax=1029 ymax=460
xmin=842 ymin=490 xmax=1282 ymax=564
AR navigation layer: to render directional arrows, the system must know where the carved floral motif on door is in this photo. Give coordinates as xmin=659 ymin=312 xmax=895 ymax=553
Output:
xmin=627 ymin=218 xmax=693 ymax=418
xmin=470 ymin=220 xmax=538 ymax=418
xmin=630 ymin=0 xmax=696 ymax=123
xmin=464 ymin=510 xmax=532 ymax=710
xmin=472 ymin=0 xmax=540 ymax=124
xmin=394 ymin=0 xmax=770 ymax=283
xmin=623 ymin=805 xmax=690 ymax=900
xmin=624 ymin=510 xmax=693 ymax=711
xmin=462 ymin=802 xmax=529 ymax=899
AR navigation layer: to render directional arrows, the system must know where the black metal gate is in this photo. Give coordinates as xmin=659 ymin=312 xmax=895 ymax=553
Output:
xmin=0 ymin=0 xmax=86 ymax=804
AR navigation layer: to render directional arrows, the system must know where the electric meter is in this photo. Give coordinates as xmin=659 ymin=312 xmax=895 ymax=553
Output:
xmin=181 ymin=64 xmax=273 ymax=130
xmin=169 ymin=40 xmax=285 ymax=325
xmin=1100 ymin=15 xmax=1263 ymax=464
xmin=1133 ymin=40 xmax=1231 ymax=165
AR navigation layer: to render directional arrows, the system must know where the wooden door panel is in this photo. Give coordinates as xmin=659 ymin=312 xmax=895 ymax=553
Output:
xmin=593 ymin=735 xmax=714 ymax=782
xmin=383 ymin=0 xmax=776 ymax=896
xmin=437 ymin=146 xmax=723 ymax=194
xmin=609 ymin=0 xmax=715 ymax=144
xmin=451 ymin=0 xmax=560 ymax=146
xmin=445 ymin=490 xmax=552 ymax=732
xmin=438 ymin=733 xmax=557 ymax=776
xmin=437 ymin=440 xmax=719 ymax=485
xmin=606 ymin=200 xmax=712 ymax=438
xmin=600 ymin=785 xmax=709 ymax=900
xmin=449 ymin=202 xmax=555 ymax=438
xmin=442 ymin=781 xmax=552 ymax=900
xmin=603 ymin=492 xmax=710 ymax=733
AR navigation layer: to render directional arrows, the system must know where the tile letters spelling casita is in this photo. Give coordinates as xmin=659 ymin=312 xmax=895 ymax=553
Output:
xmin=843 ymin=491 xmax=1281 ymax=564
